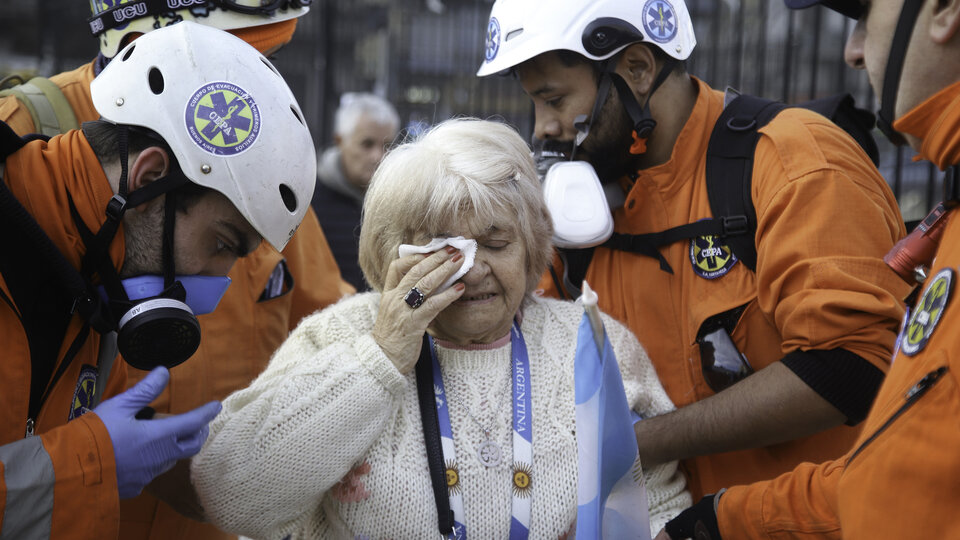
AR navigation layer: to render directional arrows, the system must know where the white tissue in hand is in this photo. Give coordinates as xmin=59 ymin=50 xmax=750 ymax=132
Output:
xmin=397 ymin=236 xmax=477 ymax=292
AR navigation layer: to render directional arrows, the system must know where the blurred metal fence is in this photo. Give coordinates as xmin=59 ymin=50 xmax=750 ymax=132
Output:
xmin=0 ymin=0 xmax=942 ymax=221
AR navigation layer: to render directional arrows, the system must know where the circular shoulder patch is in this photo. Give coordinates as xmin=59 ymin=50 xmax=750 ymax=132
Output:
xmin=69 ymin=365 xmax=99 ymax=420
xmin=901 ymin=267 xmax=953 ymax=356
xmin=643 ymin=0 xmax=679 ymax=44
xmin=184 ymin=81 xmax=261 ymax=156
xmin=485 ymin=17 xmax=501 ymax=62
xmin=690 ymin=234 xmax=738 ymax=279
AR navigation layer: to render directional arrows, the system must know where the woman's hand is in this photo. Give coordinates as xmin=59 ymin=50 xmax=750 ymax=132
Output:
xmin=372 ymin=246 xmax=466 ymax=374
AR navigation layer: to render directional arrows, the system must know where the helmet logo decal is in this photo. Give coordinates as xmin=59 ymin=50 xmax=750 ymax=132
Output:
xmin=690 ymin=233 xmax=738 ymax=279
xmin=185 ymin=81 xmax=261 ymax=156
xmin=643 ymin=0 xmax=678 ymax=44
xmin=901 ymin=267 xmax=953 ymax=356
xmin=485 ymin=17 xmax=501 ymax=62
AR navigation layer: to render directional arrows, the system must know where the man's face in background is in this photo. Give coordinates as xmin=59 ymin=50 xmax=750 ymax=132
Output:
xmin=337 ymin=115 xmax=398 ymax=190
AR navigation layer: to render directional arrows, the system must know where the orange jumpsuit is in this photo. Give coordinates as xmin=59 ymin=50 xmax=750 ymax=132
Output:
xmin=716 ymin=80 xmax=960 ymax=540
xmin=1 ymin=60 xmax=354 ymax=539
xmin=0 ymin=129 xmax=129 ymax=539
xmin=540 ymin=77 xmax=911 ymax=498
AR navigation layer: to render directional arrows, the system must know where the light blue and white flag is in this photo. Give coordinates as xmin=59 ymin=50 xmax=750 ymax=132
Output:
xmin=575 ymin=281 xmax=651 ymax=540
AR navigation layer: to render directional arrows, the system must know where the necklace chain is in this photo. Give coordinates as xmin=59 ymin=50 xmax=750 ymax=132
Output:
xmin=447 ymin=370 xmax=511 ymax=441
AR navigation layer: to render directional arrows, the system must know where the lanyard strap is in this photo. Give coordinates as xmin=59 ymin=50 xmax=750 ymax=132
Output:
xmin=415 ymin=333 xmax=456 ymax=536
xmin=427 ymin=320 xmax=533 ymax=540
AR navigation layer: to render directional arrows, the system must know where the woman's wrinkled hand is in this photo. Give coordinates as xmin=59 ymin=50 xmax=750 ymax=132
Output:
xmin=372 ymin=246 xmax=466 ymax=374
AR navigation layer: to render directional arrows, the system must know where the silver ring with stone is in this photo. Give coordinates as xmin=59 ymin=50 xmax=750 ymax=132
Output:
xmin=404 ymin=287 xmax=426 ymax=309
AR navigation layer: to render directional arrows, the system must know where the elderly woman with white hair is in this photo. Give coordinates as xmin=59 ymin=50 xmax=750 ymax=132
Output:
xmin=191 ymin=118 xmax=690 ymax=539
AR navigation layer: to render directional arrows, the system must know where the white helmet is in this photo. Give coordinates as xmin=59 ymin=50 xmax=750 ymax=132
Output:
xmin=88 ymin=0 xmax=311 ymax=58
xmin=477 ymin=0 xmax=696 ymax=77
xmin=90 ymin=21 xmax=316 ymax=251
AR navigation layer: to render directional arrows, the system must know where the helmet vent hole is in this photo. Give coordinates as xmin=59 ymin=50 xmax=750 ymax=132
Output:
xmin=290 ymin=105 xmax=305 ymax=126
xmin=505 ymin=29 xmax=523 ymax=42
xmin=279 ymin=184 xmax=297 ymax=213
xmin=121 ymin=45 xmax=136 ymax=62
xmin=148 ymin=68 xmax=164 ymax=95
xmin=260 ymin=56 xmax=282 ymax=78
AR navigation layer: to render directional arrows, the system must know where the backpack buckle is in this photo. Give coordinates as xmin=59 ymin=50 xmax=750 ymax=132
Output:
xmin=721 ymin=215 xmax=749 ymax=237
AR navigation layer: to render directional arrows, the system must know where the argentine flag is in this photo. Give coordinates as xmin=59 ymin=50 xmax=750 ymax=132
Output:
xmin=575 ymin=282 xmax=651 ymax=540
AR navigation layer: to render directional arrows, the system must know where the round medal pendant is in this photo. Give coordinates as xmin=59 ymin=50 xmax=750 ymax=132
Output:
xmin=477 ymin=440 xmax=502 ymax=467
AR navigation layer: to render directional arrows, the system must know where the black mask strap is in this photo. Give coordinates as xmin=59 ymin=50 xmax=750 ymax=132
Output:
xmin=876 ymin=0 xmax=924 ymax=146
xmin=73 ymin=125 xmax=190 ymax=324
xmin=572 ymin=59 xmax=617 ymax=158
xmin=573 ymin=56 xmax=678 ymax=157
xmin=67 ymin=193 xmax=125 ymax=332
xmin=162 ymin=190 xmax=178 ymax=288
xmin=79 ymin=126 xmax=131 ymax=296
xmin=610 ymin=57 xmax=678 ymax=140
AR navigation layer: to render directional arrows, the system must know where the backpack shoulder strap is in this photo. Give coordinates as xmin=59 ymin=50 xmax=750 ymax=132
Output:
xmin=0 ymin=119 xmax=31 ymax=159
xmin=0 ymin=76 xmax=80 ymax=137
xmin=596 ymin=94 xmax=787 ymax=273
xmin=703 ymin=94 xmax=787 ymax=272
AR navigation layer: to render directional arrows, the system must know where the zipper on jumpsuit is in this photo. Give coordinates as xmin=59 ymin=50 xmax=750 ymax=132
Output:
xmin=846 ymin=366 xmax=948 ymax=466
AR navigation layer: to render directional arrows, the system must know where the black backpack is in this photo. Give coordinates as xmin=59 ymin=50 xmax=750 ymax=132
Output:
xmin=553 ymin=92 xmax=880 ymax=298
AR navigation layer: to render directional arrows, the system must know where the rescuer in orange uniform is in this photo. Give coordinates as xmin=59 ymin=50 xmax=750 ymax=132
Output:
xmin=0 ymin=22 xmax=317 ymax=539
xmin=477 ymin=0 xmax=912 ymax=499
xmin=658 ymin=0 xmax=960 ymax=538
xmin=0 ymin=3 xmax=354 ymax=538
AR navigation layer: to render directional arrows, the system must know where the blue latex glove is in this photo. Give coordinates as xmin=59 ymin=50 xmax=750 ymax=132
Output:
xmin=92 ymin=367 xmax=222 ymax=499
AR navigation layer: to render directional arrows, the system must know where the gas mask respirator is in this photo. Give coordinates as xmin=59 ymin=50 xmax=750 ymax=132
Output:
xmin=534 ymin=128 xmax=615 ymax=250
xmin=533 ymin=57 xmax=677 ymax=250
xmin=74 ymin=128 xmax=232 ymax=371
xmin=97 ymin=274 xmax=231 ymax=371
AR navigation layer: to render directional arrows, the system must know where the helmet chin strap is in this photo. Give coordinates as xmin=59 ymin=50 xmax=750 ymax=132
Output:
xmin=572 ymin=55 xmax=678 ymax=160
xmin=77 ymin=126 xmax=189 ymax=310
xmin=876 ymin=0 xmax=925 ymax=146
xmin=71 ymin=125 xmax=201 ymax=370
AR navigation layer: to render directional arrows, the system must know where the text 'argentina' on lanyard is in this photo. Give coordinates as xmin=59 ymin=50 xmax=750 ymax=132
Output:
xmin=415 ymin=320 xmax=533 ymax=540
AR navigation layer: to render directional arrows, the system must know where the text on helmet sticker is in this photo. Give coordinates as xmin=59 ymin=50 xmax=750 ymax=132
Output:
xmin=643 ymin=0 xmax=679 ymax=44
xmin=485 ymin=17 xmax=501 ymax=62
xmin=185 ymin=81 xmax=261 ymax=156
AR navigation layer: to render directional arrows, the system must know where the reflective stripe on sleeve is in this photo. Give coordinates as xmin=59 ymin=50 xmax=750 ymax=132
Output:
xmin=0 ymin=436 xmax=53 ymax=539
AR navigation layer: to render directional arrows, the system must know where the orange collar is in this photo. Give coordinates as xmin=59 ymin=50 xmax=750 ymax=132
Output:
xmin=893 ymin=80 xmax=960 ymax=170
xmin=630 ymin=76 xmax=722 ymax=195
xmin=4 ymin=130 xmax=124 ymax=271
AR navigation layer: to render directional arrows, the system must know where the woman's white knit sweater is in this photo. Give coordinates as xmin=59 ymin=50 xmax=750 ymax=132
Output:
xmin=192 ymin=292 xmax=690 ymax=539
